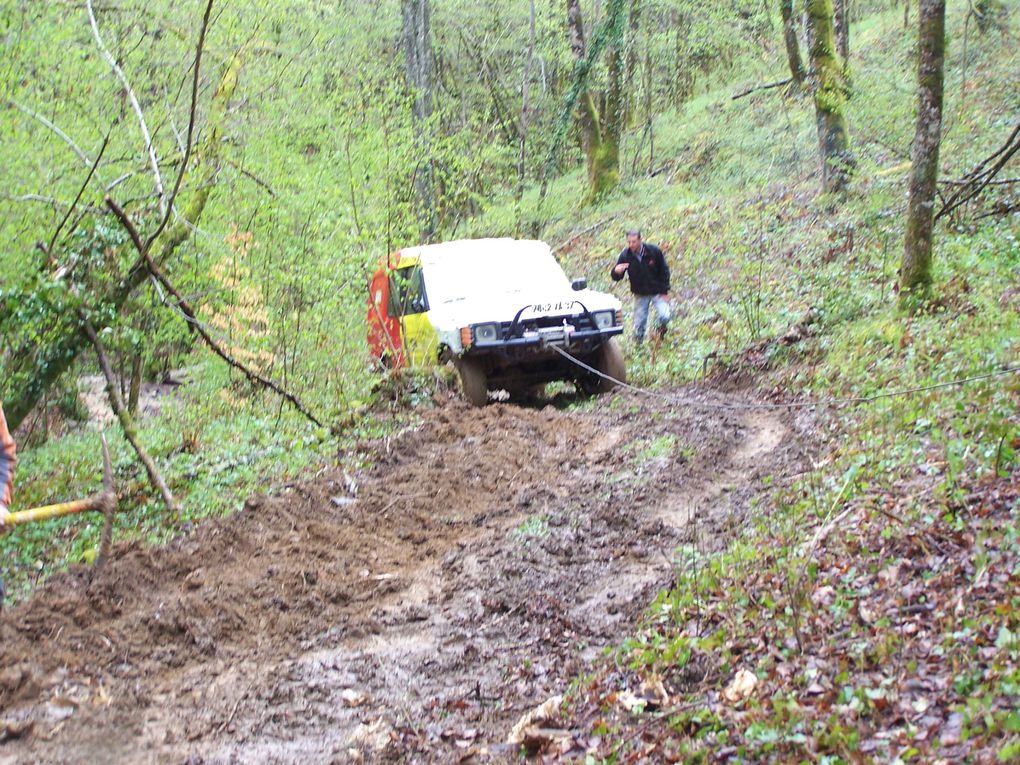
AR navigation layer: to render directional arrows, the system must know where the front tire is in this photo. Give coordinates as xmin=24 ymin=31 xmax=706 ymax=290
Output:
xmin=457 ymin=359 xmax=489 ymax=406
xmin=580 ymin=338 xmax=627 ymax=395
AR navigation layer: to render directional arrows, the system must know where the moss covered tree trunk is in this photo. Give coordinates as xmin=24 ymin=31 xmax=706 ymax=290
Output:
xmin=2 ymin=53 xmax=242 ymax=432
xmin=566 ymin=0 xmax=597 ymax=178
xmin=780 ymin=0 xmax=806 ymax=86
xmin=566 ymin=0 xmax=627 ymax=204
xmin=900 ymin=0 xmax=945 ymax=300
xmin=806 ymin=0 xmax=853 ymax=194
xmin=588 ymin=21 xmax=624 ymax=203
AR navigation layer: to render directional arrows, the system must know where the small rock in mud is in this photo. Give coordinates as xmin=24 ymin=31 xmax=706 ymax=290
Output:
xmin=184 ymin=569 xmax=205 ymax=590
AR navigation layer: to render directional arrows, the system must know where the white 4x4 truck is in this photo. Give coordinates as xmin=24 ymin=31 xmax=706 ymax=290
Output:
xmin=367 ymin=238 xmax=626 ymax=405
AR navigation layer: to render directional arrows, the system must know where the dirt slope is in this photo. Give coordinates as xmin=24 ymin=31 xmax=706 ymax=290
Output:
xmin=0 ymin=386 xmax=806 ymax=764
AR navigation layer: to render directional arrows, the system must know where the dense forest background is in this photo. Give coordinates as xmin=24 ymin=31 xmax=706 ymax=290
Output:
xmin=0 ymin=0 xmax=1018 ymax=760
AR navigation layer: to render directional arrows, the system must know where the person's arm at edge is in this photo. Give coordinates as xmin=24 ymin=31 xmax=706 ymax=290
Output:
xmin=654 ymin=245 xmax=671 ymax=293
xmin=610 ymin=250 xmax=628 ymax=281
xmin=0 ymin=405 xmax=15 ymax=520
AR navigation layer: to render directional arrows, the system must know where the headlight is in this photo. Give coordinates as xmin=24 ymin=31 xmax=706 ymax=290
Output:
xmin=472 ymin=322 xmax=501 ymax=345
xmin=593 ymin=310 xmax=616 ymax=329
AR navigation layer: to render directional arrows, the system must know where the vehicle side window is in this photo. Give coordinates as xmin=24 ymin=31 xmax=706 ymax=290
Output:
xmin=389 ymin=266 xmax=429 ymax=316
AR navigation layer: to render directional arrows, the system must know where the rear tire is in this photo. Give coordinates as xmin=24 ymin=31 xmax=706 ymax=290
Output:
xmin=580 ymin=338 xmax=627 ymax=395
xmin=457 ymin=359 xmax=489 ymax=406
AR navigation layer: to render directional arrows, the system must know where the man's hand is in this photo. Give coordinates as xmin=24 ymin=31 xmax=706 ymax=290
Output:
xmin=613 ymin=262 xmax=630 ymax=276
xmin=0 ymin=504 xmax=9 ymax=528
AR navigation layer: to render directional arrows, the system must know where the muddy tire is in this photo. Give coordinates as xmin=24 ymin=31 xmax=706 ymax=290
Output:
xmin=457 ymin=359 xmax=489 ymax=406
xmin=580 ymin=338 xmax=627 ymax=395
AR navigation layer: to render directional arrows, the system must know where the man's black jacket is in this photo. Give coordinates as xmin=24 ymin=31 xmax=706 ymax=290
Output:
xmin=610 ymin=243 xmax=670 ymax=295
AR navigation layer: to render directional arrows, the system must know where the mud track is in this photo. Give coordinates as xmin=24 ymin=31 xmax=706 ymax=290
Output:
xmin=0 ymin=386 xmax=806 ymax=764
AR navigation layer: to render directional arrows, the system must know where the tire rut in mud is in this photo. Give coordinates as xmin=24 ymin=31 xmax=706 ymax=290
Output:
xmin=0 ymin=388 xmax=806 ymax=764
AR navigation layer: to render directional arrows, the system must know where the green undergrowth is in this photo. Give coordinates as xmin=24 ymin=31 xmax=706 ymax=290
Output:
xmin=0 ymin=361 xmax=412 ymax=602
xmin=506 ymin=1 xmax=1019 ymax=761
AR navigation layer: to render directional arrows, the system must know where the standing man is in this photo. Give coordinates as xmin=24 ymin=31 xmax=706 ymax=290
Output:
xmin=610 ymin=229 xmax=671 ymax=345
xmin=0 ymin=402 xmax=15 ymax=526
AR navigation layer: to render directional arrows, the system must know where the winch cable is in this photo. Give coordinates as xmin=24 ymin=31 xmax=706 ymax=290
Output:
xmin=549 ymin=343 xmax=1020 ymax=412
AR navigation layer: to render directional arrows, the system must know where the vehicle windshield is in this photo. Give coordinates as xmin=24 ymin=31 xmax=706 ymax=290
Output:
xmin=421 ymin=248 xmax=570 ymax=305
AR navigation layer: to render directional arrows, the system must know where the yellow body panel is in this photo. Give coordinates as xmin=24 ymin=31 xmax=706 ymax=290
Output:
xmin=392 ymin=253 xmax=440 ymax=367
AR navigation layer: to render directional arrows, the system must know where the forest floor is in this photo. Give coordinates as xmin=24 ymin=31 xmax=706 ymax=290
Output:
xmin=0 ymin=379 xmax=809 ymax=764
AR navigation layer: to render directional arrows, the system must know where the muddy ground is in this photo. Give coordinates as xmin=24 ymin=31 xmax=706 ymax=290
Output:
xmin=0 ymin=384 xmax=807 ymax=764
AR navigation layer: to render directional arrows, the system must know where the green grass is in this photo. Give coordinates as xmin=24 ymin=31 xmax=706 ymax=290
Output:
xmin=512 ymin=513 xmax=550 ymax=543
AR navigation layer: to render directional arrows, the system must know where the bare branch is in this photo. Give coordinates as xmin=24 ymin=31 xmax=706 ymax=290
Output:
xmin=936 ymin=121 xmax=1020 ymax=222
xmin=1 ymin=193 xmax=104 ymax=214
xmin=146 ymin=0 xmax=215 ymax=250
xmin=47 ymin=129 xmax=112 ymax=256
xmin=86 ymin=0 xmax=166 ymax=215
xmin=731 ymin=77 xmax=794 ymax=101
xmin=226 ymin=159 xmax=277 ymax=198
xmin=8 ymin=99 xmax=97 ymax=173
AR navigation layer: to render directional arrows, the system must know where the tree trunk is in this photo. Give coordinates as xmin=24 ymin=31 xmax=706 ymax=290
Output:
xmin=900 ymin=0 xmax=945 ymax=300
xmin=780 ymin=0 xmax=806 ymax=85
xmin=623 ymin=0 xmax=641 ymax=125
xmin=566 ymin=0 xmax=597 ymax=177
xmin=833 ymin=0 xmax=850 ymax=65
xmin=2 ymin=52 xmax=243 ymax=432
xmin=400 ymin=0 xmax=436 ymax=239
xmin=806 ymin=0 xmax=853 ymax=194
xmin=535 ymin=0 xmax=627 ymax=221
xmin=517 ymin=0 xmax=537 ymax=206
xmin=588 ymin=28 xmax=624 ymax=203
xmin=566 ymin=0 xmax=627 ymax=203
xmin=128 ymin=352 xmax=143 ymax=416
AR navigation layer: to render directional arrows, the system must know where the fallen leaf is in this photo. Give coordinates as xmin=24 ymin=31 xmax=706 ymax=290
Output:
xmin=722 ymin=669 xmax=758 ymax=704
xmin=340 ymin=688 xmax=368 ymax=708
xmin=508 ymin=695 xmax=563 ymax=745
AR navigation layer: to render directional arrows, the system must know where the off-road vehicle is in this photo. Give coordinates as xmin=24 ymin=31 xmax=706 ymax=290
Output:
xmin=367 ymin=238 xmax=626 ymax=405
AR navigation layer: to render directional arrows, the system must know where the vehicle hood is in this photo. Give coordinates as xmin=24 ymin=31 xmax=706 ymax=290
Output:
xmin=427 ymin=287 xmax=621 ymax=330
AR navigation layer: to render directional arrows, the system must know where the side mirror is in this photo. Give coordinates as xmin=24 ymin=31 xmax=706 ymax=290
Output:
xmin=571 ymin=278 xmax=587 ymax=292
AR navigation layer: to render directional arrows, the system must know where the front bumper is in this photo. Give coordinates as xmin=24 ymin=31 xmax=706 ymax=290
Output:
xmin=476 ymin=325 xmax=622 ymax=352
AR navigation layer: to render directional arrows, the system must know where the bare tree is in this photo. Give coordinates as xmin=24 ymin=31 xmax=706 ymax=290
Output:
xmin=780 ymin=0 xmax=806 ymax=86
xmin=3 ymin=46 xmax=243 ymax=432
xmin=517 ymin=0 xmax=537 ymax=206
xmin=401 ymin=0 xmax=436 ymax=238
xmin=832 ymin=0 xmax=850 ymax=65
xmin=900 ymin=0 xmax=946 ymax=300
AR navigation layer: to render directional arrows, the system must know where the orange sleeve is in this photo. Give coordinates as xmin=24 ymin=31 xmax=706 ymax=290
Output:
xmin=0 ymin=404 xmax=16 ymax=507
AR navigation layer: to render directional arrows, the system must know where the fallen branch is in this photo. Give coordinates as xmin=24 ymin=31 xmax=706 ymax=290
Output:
xmin=936 ymin=121 xmax=1020 ymax=222
xmin=552 ymin=215 xmax=618 ymax=254
xmin=226 ymin=158 xmax=277 ymax=197
xmin=106 ymin=197 xmax=325 ymax=429
xmin=731 ymin=77 xmax=793 ymax=101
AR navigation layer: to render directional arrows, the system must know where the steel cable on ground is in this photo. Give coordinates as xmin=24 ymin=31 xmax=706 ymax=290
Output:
xmin=550 ymin=344 xmax=1020 ymax=412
